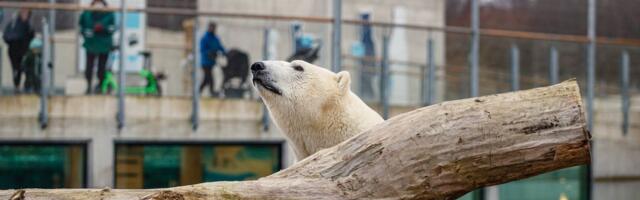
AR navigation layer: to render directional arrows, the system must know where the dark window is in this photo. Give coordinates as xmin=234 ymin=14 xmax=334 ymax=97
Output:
xmin=0 ymin=142 xmax=87 ymax=189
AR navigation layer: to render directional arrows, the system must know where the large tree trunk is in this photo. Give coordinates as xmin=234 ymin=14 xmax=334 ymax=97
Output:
xmin=1 ymin=80 xmax=590 ymax=200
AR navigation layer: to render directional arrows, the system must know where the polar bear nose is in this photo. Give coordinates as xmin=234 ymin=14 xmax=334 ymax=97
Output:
xmin=251 ymin=62 xmax=266 ymax=72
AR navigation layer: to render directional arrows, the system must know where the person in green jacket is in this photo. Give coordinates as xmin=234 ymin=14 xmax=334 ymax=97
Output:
xmin=79 ymin=0 xmax=115 ymax=94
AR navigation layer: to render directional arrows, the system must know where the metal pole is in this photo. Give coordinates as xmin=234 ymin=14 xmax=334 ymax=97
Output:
xmin=39 ymin=19 xmax=50 ymax=129
xmin=586 ymin=0 xmax=596 ymax=198
xmin=587 ymin=0 xmax=596 ymax=133
xmin=425 ymin=37 xmax=435 ymax=105
xmin=0 ymin=46 xmax=3 ymax=94
xmin=621 ymin=50 xmax=629 ymax=135
xmin=510 ymin=44 xmax=519 ymax=91
xmin=550 ymin=46 xmax=559 ymax=84
xmin=116 ymin=0 xmax=126 ymax=131
xmin=74 ymin=11 xmax=81 ymax=75
xmin=331 ymin=0 xmax=342 ymax=72
xmin=290 ymin=23 xmax=297 ymax=55
xmin=48 ymin=0 xmax=56 ymax=93
xmin=261 ymin=28 xmax=272 ymax=132
xmin=380 ymin=35 xmax=389 ymax=119
xmin=469 ymin=0 xmax=480 ymax=97
xmin=191 ymin=19 xmax=200 ymax=131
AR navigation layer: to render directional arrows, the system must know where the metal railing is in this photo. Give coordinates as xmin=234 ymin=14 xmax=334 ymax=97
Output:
xmin=0 ymin=1 xmax=634 ymax=140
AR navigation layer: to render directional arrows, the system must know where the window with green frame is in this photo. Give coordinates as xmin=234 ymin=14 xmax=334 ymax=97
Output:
xmin=115 ymin=141 xmax=283 ymax=189
xmin=456 ymin=166 xmax=588 ymax=200
xmin=497 ymin=166 xmax=588 ymax=200
xmin=0 ymin=143 xmax=87 ymax=189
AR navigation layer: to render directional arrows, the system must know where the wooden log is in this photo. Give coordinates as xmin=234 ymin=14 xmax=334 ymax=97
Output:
xmin=0 ymin=80 xmax=590 ymax=200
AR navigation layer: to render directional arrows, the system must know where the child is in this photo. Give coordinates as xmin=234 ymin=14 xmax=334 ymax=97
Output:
xmin=22 ymin=38 xmax=42 ymax=93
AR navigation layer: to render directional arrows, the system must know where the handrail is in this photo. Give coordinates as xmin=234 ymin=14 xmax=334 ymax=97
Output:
xmin=2 ymin=2 xmax=640 ymax=47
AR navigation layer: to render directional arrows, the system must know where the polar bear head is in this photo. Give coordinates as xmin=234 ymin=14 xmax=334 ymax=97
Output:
xmin=250 ymin=60 xmax=351 ymax=112
xmin=250 ymin=60 xmax=383 ymax=160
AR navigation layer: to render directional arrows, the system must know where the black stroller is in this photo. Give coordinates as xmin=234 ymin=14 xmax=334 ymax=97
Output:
xmin=287 ymin=40 xmax=322 ymax=63
xmin=221 ymin=49 xmax=250 ymax=98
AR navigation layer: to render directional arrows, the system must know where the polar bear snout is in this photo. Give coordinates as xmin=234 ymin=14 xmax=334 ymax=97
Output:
xmin=251 ymin=62 xmax=266 ymax=72
xmin=251 ymin=62 xmax=283 ymax=96
xmin=250 ymin=61 xmax=270 ymax=82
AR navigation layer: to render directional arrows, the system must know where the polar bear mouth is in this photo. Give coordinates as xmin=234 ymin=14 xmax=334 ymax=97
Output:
xmin=253 ymin=78 xmax=282 ymax=96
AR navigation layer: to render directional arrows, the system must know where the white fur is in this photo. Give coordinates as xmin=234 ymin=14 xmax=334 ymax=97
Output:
xmin=253 ymin=60 xmax=384 ymax=161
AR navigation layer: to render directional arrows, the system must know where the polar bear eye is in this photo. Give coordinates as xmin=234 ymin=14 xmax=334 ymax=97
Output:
xmin=293 ymin=65 xmax=304 ymax=72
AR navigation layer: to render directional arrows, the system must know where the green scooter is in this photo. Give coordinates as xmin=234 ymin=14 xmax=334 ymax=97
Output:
xmin=100 ymin=51 xmax=165 ymax=96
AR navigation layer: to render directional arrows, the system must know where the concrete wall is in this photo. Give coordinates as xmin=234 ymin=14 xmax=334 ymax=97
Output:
xmin=0 ymin=95 xmax=421 ymax=188
xmin=592 ymin=96 xmax=640 ymax=200
xmin=0 ymin=95 xmax=288 ymax=187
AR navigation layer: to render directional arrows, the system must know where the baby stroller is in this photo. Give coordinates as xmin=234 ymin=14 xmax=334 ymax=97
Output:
xmin=287 ymin=36 xmax=322 ymax=64
xmin=221 ymin=49 xmax=250 ymax=98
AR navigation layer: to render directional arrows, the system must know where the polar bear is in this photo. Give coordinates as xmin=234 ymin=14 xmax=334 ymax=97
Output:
xmin=251 ymin=60 xmax=384 ymax=161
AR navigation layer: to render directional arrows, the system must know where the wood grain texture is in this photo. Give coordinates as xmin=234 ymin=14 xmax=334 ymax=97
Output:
xmin=0 ymin=80 xmax=590 ymax=200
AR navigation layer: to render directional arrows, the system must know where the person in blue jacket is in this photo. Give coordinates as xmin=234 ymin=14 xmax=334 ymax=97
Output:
xmin=199 ymin=22 xmax=226 ymax=97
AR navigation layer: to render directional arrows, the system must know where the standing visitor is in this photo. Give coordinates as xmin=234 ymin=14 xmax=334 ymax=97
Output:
xmin=79 ymin=0 xmax=115 ymax=94
xmin=199 ymin=22 xmax=227 ymax=97
xmin=3 ymin=9 xmax=34 ymax=93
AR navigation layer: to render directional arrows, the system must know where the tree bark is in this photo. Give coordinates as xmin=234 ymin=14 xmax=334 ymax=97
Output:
xmin=0 ymin=80 xmax=591 ymax=200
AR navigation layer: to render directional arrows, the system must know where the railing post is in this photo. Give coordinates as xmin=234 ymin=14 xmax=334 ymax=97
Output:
xmin=39 ymin=19 xmax=51 ymax=129
xmin=424 ymin=37 xmax=435 ymax=106
xmin=48 ymin=0 xmax=56 ymax=93
xmin=261 ymin=28 xmax=272 ymax=132
xmin=0 ymin=46 xmax=3 ymax=94
xmin=116 ymin=0 xmax=127 ymax=131
xmin=331 ymin=0 xmax=342 ymax=72
xmin=621 ymin=50 xmax=629 ymax=135
xmin=510 ymin=44 xmax=519 ymax=91
xmin=587 ymin=0 xmax=596 ymax=134
xmin=380 ymin=35 xmax=390 ymax=119
xmin=586 ymin=0 xmax=596 ymax=198
xmin=191 ymin=19 xmax=200 ymax=131
xmin=550 ymin=46 xmax=559 ymax=84
xmin=469 ymin=0 xmax=480 ymax=97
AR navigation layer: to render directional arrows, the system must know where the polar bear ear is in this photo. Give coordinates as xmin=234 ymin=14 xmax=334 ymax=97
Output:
xmin=336 ymin=71 xmax=351 ymax=94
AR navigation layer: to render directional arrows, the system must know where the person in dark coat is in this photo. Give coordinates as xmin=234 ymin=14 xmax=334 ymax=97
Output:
xmin=79 ymin=0 xmax=115 ymax=94
xmin=3 ymin=9 xmax=34 ymax=92
xmin=22 ymin=38 xmax=43 ymax=93
xmin=199 ymin=22 xmax=226 ymax=97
